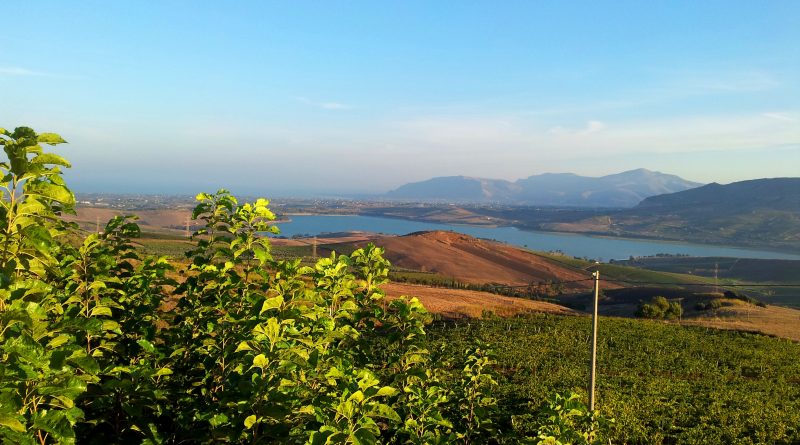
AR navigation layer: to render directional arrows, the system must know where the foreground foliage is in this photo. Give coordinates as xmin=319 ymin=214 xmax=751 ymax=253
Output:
xmin=0 ymin=126 xmax=607 ymax=444
xmin=431 ymin=314 xmax=800 ymax=444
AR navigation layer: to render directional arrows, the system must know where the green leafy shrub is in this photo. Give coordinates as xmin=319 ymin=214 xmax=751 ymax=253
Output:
xmin=636 ymin=296 xmax=682 ymax=320
xmin=510 ymin=393 xmax=612 ymax=445
xmin=695 ymin=298 xmax=723 ymax=311
xmin=0 ymin=126 xmax=96 ymax=444
xmin=636 ymin=302 xmax=664 ymax=319
xmin=724 ymin=290 xmax=766 ymax=307
xmin=0 ymin=126 xmax=610 ymax=444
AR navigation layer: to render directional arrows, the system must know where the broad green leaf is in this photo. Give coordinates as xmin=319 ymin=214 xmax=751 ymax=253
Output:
xmin=0 ymin=413 xmax=26 ymax=432
xmin=31 ymin=153 xmax=71 ymax=167
xmin=154 ymin=367 xmax=173 ymax=377
xmin=357 ymin=372 xmax=380 ymax=391
xmin=309 ymin=431 xmax=331 ymax=445
xmin=348 ymin=391 xmax=365 ymax=404
xmin=252 ymin=354 xmax=269 ymax=369
xmin=137 ymin=339 xmax=156 ymax=354
xmin=352 ymin=428 xmax=378 ymax=445
xmin=208 ymin=413 xmax=228 ymax=428
xmin=87 ymin=281 xmax=107 ymax=291
xmin=376 ymin=386 xmax=398 ymax=397
xmin=254 ymin=317 xmax=282 ymax=347
xmin=68 ymin=354 xmax=100 ymax=374
xmin=366 ymin=404 xmax=401 ymax=423
xmin=26 ymin=182 xmax=75 ymax=205
xmin=169 ymin=347 xmax=186 ymax=358
xmin=253 ymin=245 xmax=271 ymax=264
xmin=37 ymin=133 xmax=67 ymax=144
xmin=244 ymin=415 xmax=257 ymax=429
xmin=90 ymin=306 xmax=112 ymax=317
xmin=47 ymin=334 xmax=71 ymax=349
xmin=260 ymin=295 xmax=283 ymax=314
xmin=53 ymin=395 xmax=75 ymax=409
xmin=235 ymin=341 xmax=253 ymax=352
xmin=37 ymin=376 xmax=87 ymax=399
xmin=101 ymin=320 xmax=120 ymax=331
xmin=15 ymin=198 xmax=47 ymax=217
xmin=326 ymin=367 xmax=345 ymax=379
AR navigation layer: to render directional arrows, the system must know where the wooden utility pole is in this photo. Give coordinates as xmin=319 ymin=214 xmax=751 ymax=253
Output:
xmin=312 ymin=236 xmax=317 ymax=259
xmin=589 ymin=270 xmax=600 ymax=411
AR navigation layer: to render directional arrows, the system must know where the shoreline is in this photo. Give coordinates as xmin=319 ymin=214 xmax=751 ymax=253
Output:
xmin=278 ymin=211 xmax=800 ymax=259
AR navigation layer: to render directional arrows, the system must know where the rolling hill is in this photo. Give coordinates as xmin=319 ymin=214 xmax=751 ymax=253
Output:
xmin=382 ymin=282 xmax=577 ymax=318
xmin=358 ymin=230 xmax=599 ymax=288
xmin=349 ymin=230 xmax=800 ymax=341
xmin=545 ymin=178 xmax=800 ymax=252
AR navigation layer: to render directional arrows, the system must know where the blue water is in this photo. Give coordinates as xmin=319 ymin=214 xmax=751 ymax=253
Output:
xmin=272 ymin=215 xmax=800 ymax=261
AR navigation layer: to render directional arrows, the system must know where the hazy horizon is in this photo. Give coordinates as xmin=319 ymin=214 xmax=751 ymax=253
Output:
xmin=2 ymin=1 xmax=799 ymax=195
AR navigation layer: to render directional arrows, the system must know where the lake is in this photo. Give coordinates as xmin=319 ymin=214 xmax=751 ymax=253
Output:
xmin=272 ymin=215 xmax=800 ymax=261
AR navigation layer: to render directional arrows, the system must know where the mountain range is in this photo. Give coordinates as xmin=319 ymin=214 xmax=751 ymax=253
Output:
xmin=544 ymin=178 xmax=800 ymax=252
xmin=385 ymin=168 xmax=702 ymax=207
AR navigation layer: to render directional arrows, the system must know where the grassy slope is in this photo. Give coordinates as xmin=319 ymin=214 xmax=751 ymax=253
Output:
xmin=535 ymin=252 xmax=715 ymax=286
xmin=128 ymin=225 xmax=800 ymax=444
xmin=431 ymin=314 xmax=800 ymax=445
xmin=615 ymin=256 xmax=800 ymax=307
xmin=134 ymin=230 xmax=800 ymax=341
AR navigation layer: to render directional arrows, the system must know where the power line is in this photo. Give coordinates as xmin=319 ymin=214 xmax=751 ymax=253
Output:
xmin=487 ymin=278 xmax=594 ymax=290
xmin=609 ymin=280 xmax=800 ymax=288
xmin=488 ymin=278 xmax=800 ymax=289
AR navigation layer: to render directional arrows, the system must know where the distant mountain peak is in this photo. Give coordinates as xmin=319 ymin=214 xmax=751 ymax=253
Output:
xmin=385 ymin=169 xmax=703 ymax=207
xmin=624 ymin=167 xmax=653 ymax=173
xmin=530 ymin=172 xmax=581 ymax=177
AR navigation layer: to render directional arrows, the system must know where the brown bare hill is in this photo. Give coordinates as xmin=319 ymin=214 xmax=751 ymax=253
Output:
xmin=383 ymin=283 xmax=578 ymax=319
xmin=363 ymin=231 xmax=594 ymax=289
xmin=65 ymin=206 xmax=192 ymax=233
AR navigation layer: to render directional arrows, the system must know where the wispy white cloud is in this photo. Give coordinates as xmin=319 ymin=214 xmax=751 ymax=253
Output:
xmin=549 ymin=120 xmax=606 ymax=136
xmin=376 ymin=110 xmax=800 ymax=176
xmin=320 ymin=102 xmax=351 ymax=110
xmin=0 ymin=66 xmax=50 ymax=77
xmin=697 ymin=71 xmax=779 ymax=92
xmin=762 ymin=112 xmax=797 ymax=122
xmin=393 ymin=117 xmax=517 ymax=145
xmin=295 ymin=96 xmax=352 ymax=110
xmin=51 ymin=108 xmax=800 ymax=193
xmin=659 ymin=69 xmax=780 ymax=94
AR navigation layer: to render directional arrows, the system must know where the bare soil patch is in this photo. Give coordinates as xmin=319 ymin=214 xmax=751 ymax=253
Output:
xmin=681 ymin=299 xmax=800 ymax=342
xmin=365 ymin=231 xmax=596 ymax=289
xmin=66 ymin=207 xmax=192 ymax=234
xmin=383 ymin=282 xmax=578 ymax=319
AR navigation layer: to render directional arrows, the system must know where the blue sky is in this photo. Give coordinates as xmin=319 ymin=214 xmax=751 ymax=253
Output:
xmin=1 ymin=1 xmax=798 ymax=195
